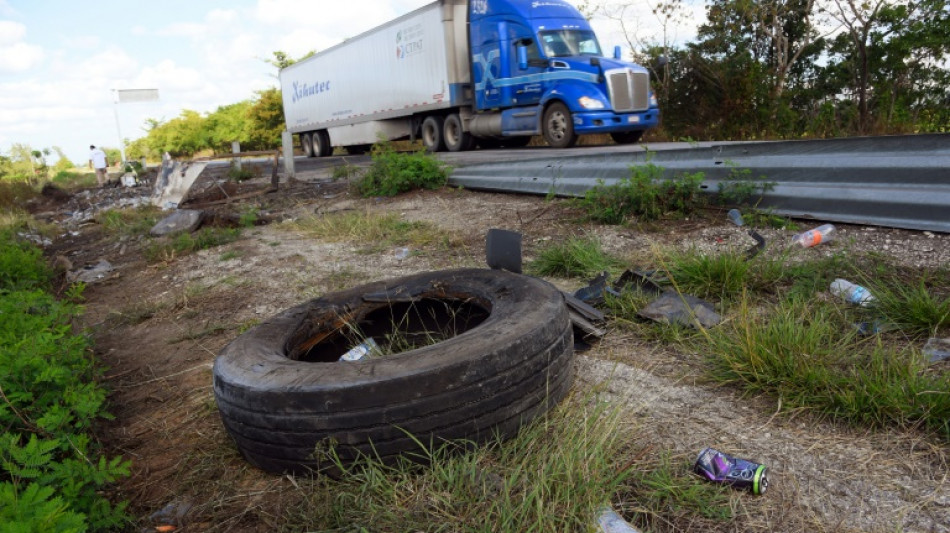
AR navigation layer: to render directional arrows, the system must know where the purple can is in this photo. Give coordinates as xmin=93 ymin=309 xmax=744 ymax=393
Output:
xmin=693 ymin=447 xmax=768 ymax=495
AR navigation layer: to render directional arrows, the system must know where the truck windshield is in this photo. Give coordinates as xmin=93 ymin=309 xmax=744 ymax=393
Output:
xmin=538 ymin=30 xmax=602 ymax=58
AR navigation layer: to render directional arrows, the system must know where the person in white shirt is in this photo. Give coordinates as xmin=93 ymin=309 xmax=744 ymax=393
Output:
xmin=88 ymin=145 xmax=108 ymax=187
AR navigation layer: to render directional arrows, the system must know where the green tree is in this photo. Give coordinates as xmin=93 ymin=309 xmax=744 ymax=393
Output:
xmin=206 ymin=101 xmax=252 ymax=152
xmin=245 ymin=88 xmax=284 ymax=150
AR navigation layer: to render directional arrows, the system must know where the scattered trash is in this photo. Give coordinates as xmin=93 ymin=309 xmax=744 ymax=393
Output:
xmin=727 ymin=208 xmax=744 ymax=227
xmin=852 ymin=320 xmax=895 ymax=336
xmin=563 ymin=291 xmax=607 ymax=346
xmin=67 ymin=260 xmax=114 ymax=284
xmin=485 ymin=228 xmax=523 ymax=274
xmin=614 ymin=269 xmax=664 ymax=296
xmin=693 ymin=447 xmax=768 ymax=495
xmin=146 ymin=500 xmax=192 ymax=529
xmin=574 ymin=269 xmax=663 ymax=306
xmin=339 ymin=337 xmax=381 ymax=361
xmin=149 ymin=209 xmax=204 ymax=237
xmin=595 ymin=506 xmax=641 ymax=533
xmin=830 ymin=279 xmax=875 ymax=307
xmin=394 ymin=247 xmax=410 ymax=260
xmin=922 ymin=337 xmax=950 ymax=363
xmin=745 ymin=230 xmax=767 ymax=259
xmin=792 ymin=223 xmax=835 ymax=248
xmin=573 ymin=271 xmax=620 ymax=305
xmin=638 ymin=292 xmax=721 ymax=329
xmin=17 ymin=231 xmax=52 ymax=247
xmin=121 ymin=173 xmax=137 ymax=187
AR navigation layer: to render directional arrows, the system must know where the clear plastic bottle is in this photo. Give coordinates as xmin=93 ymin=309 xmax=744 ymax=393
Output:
xmin=792 ymin=223 xmax=835 ymax=248
xmin=830 ymin=279 xmax=875 ymax=307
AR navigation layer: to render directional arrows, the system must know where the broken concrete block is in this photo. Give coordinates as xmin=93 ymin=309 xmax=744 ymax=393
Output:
xmin=638 ymin=291 xmax=721 ymax=329
xmin=149 ymin=209 xmax=204 ymax=237
xmin=68 ymin=260 xmax=114 ymax=284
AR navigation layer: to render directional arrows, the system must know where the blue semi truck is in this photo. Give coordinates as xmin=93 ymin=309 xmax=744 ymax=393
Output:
xmin=280 ymin=0 xmax=659 ymax=155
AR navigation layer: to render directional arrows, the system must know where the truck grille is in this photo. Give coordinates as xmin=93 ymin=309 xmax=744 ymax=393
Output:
xmin=606 ymin=69 xmax=650 ymax=112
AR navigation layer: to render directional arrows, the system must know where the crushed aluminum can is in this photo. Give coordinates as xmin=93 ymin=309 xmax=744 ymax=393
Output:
xmin=339 ymin=338 xmax=381 ymax=362
xmin=693 ymin=447 xmax=768 ymax=495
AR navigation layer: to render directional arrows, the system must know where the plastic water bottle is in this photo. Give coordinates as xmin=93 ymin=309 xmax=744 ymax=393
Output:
xmin=830 ymin=279 xmax=875 ymax=307
xmin=792 ymin=224 xmax=835 ymax=248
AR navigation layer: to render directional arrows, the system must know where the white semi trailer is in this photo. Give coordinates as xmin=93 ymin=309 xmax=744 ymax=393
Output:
xmin=280 ymin=0 xmax=659 ymax=156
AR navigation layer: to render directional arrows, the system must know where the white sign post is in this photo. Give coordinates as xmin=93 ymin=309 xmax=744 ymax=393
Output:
xmin=113 ymin=88 xmax=159 ymax=165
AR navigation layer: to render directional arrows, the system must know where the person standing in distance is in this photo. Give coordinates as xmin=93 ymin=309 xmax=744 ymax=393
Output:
xmin=89 ymin=145 xmax=108 ymax=187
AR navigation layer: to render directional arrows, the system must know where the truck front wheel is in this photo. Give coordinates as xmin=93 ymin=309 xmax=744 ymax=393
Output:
xmin=543 ymin=102 xmax=577 ymax=149
xmin=421 ymin=116 xmax=445 ymax=152
xmin=444 ymin=114 xmax=475 ymax=152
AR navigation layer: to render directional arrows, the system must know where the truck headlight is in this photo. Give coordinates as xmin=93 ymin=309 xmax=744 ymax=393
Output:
xmin=650 ymin=93 xmax=658 ymax=107
xmin=578 ymin=96 xmax=605 ymax=110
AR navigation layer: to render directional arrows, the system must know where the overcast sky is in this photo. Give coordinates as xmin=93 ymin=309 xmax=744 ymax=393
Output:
xmin=0 ymin=0 xmax=702 ymax=166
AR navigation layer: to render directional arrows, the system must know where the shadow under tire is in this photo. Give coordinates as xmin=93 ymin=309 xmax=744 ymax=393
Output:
xmin=213 ymin=268 xmax=574 ymax=475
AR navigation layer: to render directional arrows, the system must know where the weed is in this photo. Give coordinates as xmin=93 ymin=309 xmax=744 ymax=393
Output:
xmin=218 ymin=250 xmax=242 ymax=261
xmin=356 ymin=140 xmax=450 ymax=197
xmin=576 ymin=164 xmax=706 ymax=224
xmin=143 ymin=227 xmax=242 ymax=263
xmin=0 ymin=181 xmax=38 ymax=210
xmin=287 ymin=210 xmax=454 ymax=250
xmin=702 ymin=295 xmax=950 ymax=439
xmin=627 ymin=453 xmax=734 ymax=524
xmin=227 ymin=162 xmax=257 ymax=182
xmin=662 ymin=248 xmax=760 ymax=302
xmin=331 ymin=161 xmax=362 ymax=181
xmin=872 ymin=278 xmax=950 ymax=335
xmin=529 ymin=235 xmax=625 ymax=278
xmin=286 ymin=391 xmax=633 ymax=531
xmin=743 ymin=208 xmax=796 ymax=230
xmin=238 ymin=206 xmax=259 ymax=228
xmin=714 ymin=162 xmax=775 ymax=206
xmin=97 ymin=205 xmax=162 ymax=237
xmin=109 ymin=300 xmax=167 ymax=325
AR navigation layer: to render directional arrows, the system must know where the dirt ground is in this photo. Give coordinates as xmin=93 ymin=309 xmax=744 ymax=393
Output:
xmin=29 ymin=166 xmax=949 ymax=533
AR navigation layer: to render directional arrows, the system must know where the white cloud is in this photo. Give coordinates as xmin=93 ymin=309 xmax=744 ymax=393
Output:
xmin=0 ymin=20 xmax=25 ymax=44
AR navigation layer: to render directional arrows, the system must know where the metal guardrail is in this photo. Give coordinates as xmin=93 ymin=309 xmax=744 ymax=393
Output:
xmin=448 ymin=134 xmax=950 ymax=233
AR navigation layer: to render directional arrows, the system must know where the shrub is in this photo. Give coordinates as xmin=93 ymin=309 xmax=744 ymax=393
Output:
xmin=714 ymin=163 xmax=775 ymax=206
xmin=576 ymin=163 xmax=705 ymax=224
xmin=529 ymin=235 xmax=624 ymax=278
xmin=0 ymin=232 xmax=130 ymax=530
xmin=356 ymin=141 xmax=449 ymax=197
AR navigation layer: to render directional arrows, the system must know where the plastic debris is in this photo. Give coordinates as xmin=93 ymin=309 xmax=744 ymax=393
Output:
xmin=830 ymin=279 xmax=875 ymax=307
xmin=394 ymin=247 xmax=410 ymax=260
xmin=792 ymin=223 xmax=835 ymax=248
xmin=745 ymin=230 xmax=767 ymax=259
xmin=340 ymin=338 xmax=381 ymax=361
xmin=638 ymin=292 xmax=721 ymax=329
xmin=923 ymin=337 xmax=950 ymax=363
xmin=694 ymin=447 xmax=768 ymax=495
xmin=595 ymin=506 xmax=641 ymax=533
xmin=727 ymin=208 xmax=744 ymax=227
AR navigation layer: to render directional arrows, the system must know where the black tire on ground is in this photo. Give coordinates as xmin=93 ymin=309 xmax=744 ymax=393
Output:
xmin=313 ymin=130 xmax=332 ymax=157
xmin=213 ymin=268 xmax=574 ymax=475
xmin=421 ymin=116 xmax=445 ymax=152
xmin=301 ymin=133 xmax=314 ymax=158
xmin=610 ymin=131 xmax=644 ymax=145
xmin=444 ymin=114 xmax=475 ymax=152
xmin=542 ymin=101 xmax=578 ymax=148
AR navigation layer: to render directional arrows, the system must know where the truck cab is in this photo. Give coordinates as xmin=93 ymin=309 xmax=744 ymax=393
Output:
xmin=467 ymin=0 xmax=658 ymax=148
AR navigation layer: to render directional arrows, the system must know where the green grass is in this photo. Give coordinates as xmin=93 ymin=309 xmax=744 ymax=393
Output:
xmin=287 ymin=210 xmax=457 ymax=251
xmin=283 ymin=391 xmax=639 ymax=531
xmin=870 ymin=277 xmax=950 ymax=336
xmin=97 ymin=205 xmax=162 ymax=237
xmin=143 ymin=227 xmax=242 ymax=263
xmin=574 ymin=164 xmax=706 ymax=224
xmin=529 ymin=235 xmax=625 ymax=278
xmin=701 ymin=295 xmax=950 ymax=439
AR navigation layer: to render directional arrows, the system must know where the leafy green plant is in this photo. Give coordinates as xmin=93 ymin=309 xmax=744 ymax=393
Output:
xmin=227 ymin=162 xmax=256 ymax=182
xmin=286 ymin=210 xmax=455 ymax=251
xmin=97 ymin=205 xmax=162 ymax=237
xmin=576 ymin=164 xmax=706 ymax=224
xmin=331 ymin=162 xmax=362 ymax=181
xmin=238 ymin=206 xmax=259 ymax=228
xmin=143 ymin=227 xmax=242 ymax=262
xmin=0 ymin=232 xmax=131 ymax=530
xmin=529 ymin=235 xmax=624 ymax=278
xmin=714 ymin=163 xmax=775 ymax=206
xmin=356 ymin=140 xmax=449 ymax=197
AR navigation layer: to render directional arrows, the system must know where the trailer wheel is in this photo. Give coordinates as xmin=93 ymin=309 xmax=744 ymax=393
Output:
xmin=212 ymin=268 xmax=574 ymax=475
xmin=444 ymin=114 xmax=475 ymax=152
xmin=421 ymin=116 xmax=446 ymax=152
xmin=543 ymin=102 xmax=577 ymax=148
xmin=312 ymin=130 xmax=332 ymax=157
xmin=610 ymin=131 xmax=643 ymax=145
xmin=301 ymin=133 xmax=314 ymax=158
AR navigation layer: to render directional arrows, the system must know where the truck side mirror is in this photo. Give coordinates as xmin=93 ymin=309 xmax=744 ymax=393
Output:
xmin=656 ymin=55 xmax=669 ymax=68
xmin=517 ymin=45 xmax=528 ymax=70
xmin=613 ymin=45 xmax=622 ymax=60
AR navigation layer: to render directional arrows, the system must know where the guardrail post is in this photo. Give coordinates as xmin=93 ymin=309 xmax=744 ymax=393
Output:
xmin=232 ymin=142 xmax=242 ymax=171
xmin=281 ymin=131 xmax=295 ymax=179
